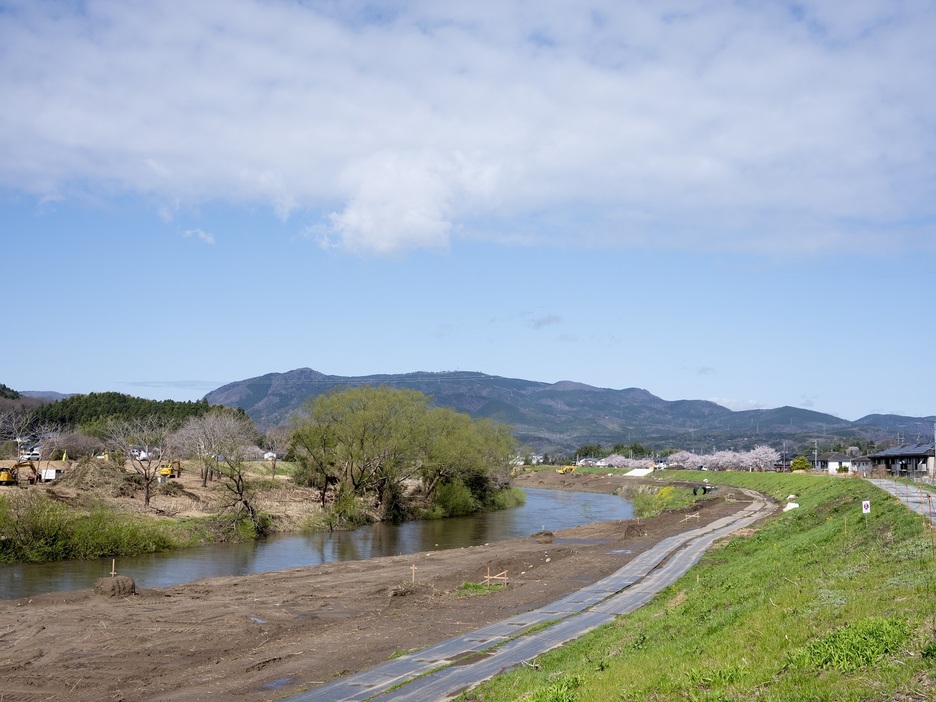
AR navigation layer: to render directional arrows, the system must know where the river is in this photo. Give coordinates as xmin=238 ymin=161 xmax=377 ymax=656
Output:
xmin=0 ymin=487 xmax=632 ymax=600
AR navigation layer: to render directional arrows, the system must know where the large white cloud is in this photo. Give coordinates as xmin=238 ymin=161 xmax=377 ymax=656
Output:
xmin=1 ymin=0 xmax=934 ymax=255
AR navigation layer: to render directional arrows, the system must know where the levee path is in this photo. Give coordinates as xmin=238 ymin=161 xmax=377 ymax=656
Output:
xmin=289 ymin=488 xmax=775 ymax=702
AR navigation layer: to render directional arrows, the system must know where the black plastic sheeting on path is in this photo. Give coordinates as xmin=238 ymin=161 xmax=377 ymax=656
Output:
xmin=285 ymin=490 xmax=773 ymax=702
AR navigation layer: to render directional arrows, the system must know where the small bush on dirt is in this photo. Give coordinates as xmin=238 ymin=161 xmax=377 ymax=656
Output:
xmin=625 ymin=484 xmax=696 ymax=519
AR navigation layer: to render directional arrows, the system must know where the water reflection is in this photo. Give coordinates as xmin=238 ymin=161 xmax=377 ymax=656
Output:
xmin=0 ymin=487 xmax=632 ymax=600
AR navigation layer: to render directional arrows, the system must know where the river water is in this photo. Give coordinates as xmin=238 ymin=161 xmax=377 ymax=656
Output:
xmin=0 ymin=487 xmax=632 ymax=600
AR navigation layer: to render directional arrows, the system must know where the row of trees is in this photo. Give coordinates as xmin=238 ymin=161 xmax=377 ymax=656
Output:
xmin=571 ymin=442 xmax=655 ymax=461
xmin=3 ymin=386 xmax=518 ymax=532
xmin=102 ymin=410 xmax=271 ymax=534
xmin=32 ymin=392 xmax=223 ymax=437
xmin=667 ymin=446 xmax=781 ymax=472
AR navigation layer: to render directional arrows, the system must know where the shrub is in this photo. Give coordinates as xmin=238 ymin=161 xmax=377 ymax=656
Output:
xmin=0 ymin=492 xmax=185 ymax=564
xmin=432 ymin=479 xmax=478 ymax=517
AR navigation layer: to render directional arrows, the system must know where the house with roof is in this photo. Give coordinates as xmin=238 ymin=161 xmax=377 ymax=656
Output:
xmin=868 ymin=442 xmax=935 ymax=479
xmin=851 ymin=455 xmax=873 ymax=477
xmin=818 ymin=452 xmax=853 ymax=475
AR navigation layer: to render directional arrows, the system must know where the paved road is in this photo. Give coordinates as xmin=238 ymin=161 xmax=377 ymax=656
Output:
xmin=866 ymin=479 xmax=936 ymax=523
xmin=286 ymin=490 xmax=775 ymax=702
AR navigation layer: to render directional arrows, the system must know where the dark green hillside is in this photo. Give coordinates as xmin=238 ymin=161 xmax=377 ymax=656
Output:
xmin=0 ymin=383 xmax=21 ymax=400
xmin=33 ymin=392 xmax=219 ymax=432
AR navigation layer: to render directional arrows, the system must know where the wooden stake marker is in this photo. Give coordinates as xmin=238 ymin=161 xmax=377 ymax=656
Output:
xmin=483 ymin=567 xmax=508 ymax=587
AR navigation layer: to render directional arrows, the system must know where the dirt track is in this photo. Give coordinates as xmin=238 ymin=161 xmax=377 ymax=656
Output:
xmin=0 ymin=472 xmax=758 ymax=701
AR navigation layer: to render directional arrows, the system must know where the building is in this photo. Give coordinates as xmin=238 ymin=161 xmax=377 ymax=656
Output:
xmin=818 ymin=452 xmax=853 ymax=475
xmin=868 ymin=443 xmax=935 ymax=480
xmin=851 ymin=456 xmax=873 ymax=477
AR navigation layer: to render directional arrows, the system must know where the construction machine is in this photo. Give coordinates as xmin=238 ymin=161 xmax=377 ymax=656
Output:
xmin=158 ymin=461 xmax=182 ymax=479
xmin=555 ymin=465 xmax=576 ymax=475
xmin=1 ymin=460 xmax=35 ymax=486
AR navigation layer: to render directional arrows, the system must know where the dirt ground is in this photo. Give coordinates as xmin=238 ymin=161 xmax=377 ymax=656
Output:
xmin=0 ymin=471 xmax=760 ymax=702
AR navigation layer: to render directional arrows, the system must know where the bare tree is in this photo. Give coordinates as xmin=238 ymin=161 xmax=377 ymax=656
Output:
xmin=105 ymin=416 xmax=177 ymax=507
xmin=262 ymin=425 xmax=290 ymax=487
xmin=32 ymin=421 xmax=65 ymax=466
xmin=0 ymin=407 xmax=36 ymax=459
xmin=174 ymin=412 xmax=265 ymax=534
xmin=173 ymin=412 xmax=241 ymax=487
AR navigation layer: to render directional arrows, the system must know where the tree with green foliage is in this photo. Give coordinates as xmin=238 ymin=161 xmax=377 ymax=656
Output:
xmin=611 ymin=442 xmax=653 ymax=458
xmin=290 ymin=386 xmax=515 ymax=523
xmin=575 ymin=443 xmax=603 ymax=459
xmin=790 ymin=455 xmax=812 ymax=471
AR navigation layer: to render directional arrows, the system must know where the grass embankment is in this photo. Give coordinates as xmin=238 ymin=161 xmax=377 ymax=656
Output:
xmin=0 ymin=492 xmax=206 ymax=565
xmin=464 ymin=472 xmax=936 ymax=701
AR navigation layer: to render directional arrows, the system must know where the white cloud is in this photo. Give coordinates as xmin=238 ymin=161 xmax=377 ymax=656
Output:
xmin=2 ymin=0 xmax=935 ymax=255
xmin=182 ymin=228 xmax=215 ymax=245
xmin=709 ymin=397 xmax=769 ymax=411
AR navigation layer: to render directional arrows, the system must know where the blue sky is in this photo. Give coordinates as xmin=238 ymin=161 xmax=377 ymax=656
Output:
xmin=2 ymin=0 xmax=935 ymax=421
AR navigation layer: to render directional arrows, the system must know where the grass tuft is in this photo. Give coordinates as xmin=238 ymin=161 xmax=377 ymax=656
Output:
xmin=456 ymin=581 xmax=506 ymax=596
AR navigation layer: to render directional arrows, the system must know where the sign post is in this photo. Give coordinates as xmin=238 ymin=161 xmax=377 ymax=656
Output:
xmin=862 ymin=499 xmax=870 ymax=527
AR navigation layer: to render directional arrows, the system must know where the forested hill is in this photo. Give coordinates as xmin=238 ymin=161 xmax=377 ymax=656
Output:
xmin=30 ymin=392 xmax=222 ymax=434
xmin=203 ymin=368 xmax=936 ymax=454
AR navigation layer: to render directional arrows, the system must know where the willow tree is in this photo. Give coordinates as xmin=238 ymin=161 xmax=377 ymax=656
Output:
xmin=290 ymin=386 xmax=515 ymax=522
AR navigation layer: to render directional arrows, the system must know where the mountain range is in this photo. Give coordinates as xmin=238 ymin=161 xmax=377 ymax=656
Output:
xmin=204 ymin=368 xmax=936 ymax=455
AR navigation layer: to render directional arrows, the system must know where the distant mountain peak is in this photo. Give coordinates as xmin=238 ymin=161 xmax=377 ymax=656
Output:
xmin=201 ymin=367 xmax=931 ymax=453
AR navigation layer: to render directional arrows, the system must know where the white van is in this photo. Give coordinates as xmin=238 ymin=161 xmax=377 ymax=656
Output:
xmin=41 ymin=468 xmax=63 ymax=482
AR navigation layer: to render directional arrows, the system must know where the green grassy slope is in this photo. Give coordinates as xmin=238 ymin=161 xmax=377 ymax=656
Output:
xmin=463 ymin=473 xmax=936 ymax=701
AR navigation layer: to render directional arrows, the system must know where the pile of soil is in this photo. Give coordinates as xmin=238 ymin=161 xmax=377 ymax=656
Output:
xmin=55 ymin=458 xmax=139 ymax=497
xmin=0 ymin=471 xmax=761 ymax=701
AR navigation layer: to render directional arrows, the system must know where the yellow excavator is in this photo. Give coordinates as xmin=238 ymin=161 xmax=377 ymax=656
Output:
xmin=555 ymin=465 xmax=576 ymax=475
xmin=158 ymin=460 xmax=182 ymax=479
xmin=0 ymin=461 xmax=35 ymax=486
